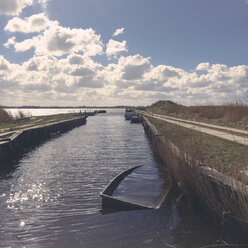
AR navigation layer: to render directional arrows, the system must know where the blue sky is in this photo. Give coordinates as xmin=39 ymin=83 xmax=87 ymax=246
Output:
xmin=0 ymin=0 xmax=248 ymax=106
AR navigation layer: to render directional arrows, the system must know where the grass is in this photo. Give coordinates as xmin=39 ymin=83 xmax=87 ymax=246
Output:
xmin=147 ymin=117 xmax=248 ymax=178
xmin=0 ymin=108 xmax=84 ymax=135
xmin=146 ymin=101 xmax=248 ymax=130
xmin=145 ymin=114 xmax=248 ymax=234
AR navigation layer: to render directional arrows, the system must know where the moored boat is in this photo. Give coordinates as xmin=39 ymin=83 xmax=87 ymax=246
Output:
xmin=124 ymin=108 xmax=134 ymax=120
xmin=131 ymin=114 xmax=142 ymax=123
xmin=98 ymin=110 xmax=107 ymax=113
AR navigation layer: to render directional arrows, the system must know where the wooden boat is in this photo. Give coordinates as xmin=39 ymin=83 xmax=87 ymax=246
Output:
xmin=100 ymin=165 xmax=170 ymax=211
xmin=100 ymin=166 xmax=152 ymax=210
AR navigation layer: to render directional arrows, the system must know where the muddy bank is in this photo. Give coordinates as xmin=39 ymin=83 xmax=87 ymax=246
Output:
xmin=0 ymin=115 xmax=86 ymax=163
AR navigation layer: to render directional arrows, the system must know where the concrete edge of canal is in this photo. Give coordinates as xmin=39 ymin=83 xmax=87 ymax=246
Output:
xmin=142 ymin=116 xmax=248 ymax=230
xmin=0 ymin=115 xmax=87 ymax=162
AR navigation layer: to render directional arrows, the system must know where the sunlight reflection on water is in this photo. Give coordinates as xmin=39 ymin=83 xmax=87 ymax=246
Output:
xmin=0 ymin=109 xmax=172 ymax=247
xmin=0 ymin=109 xmax=231 ymax=248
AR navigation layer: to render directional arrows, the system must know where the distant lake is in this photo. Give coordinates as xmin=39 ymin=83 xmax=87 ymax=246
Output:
xmin=5 ymin=108 xmax=113 ymax=117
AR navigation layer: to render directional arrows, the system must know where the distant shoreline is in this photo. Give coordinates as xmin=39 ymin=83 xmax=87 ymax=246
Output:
xmin=2 ymin=106 xmax=138 ymax=109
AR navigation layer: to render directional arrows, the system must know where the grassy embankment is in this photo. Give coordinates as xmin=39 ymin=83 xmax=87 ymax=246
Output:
xmin=147 ymin=100 xmax=248 ymax=129
xmin=0 ymin=106 xmax=83 ymax=135
xmin=145 ymin=101 xmax=248 ymax=230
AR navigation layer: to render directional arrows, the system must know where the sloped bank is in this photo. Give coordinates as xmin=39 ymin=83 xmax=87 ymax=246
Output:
xmin=142 ymin=116 xmax=248 ymax=235
xmin=0 ymin=115 xmax=86 ymax=163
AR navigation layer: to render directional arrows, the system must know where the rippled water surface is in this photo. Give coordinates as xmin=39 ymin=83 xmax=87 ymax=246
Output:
xmin=0 ymin=109 xmax=241 ymax=247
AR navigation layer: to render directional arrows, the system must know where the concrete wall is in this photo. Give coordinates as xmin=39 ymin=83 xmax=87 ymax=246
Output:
xmin=142 ymin=116 xmax=248 ymax=227
xmin=0 ymin=116 xmax=86 ymax=163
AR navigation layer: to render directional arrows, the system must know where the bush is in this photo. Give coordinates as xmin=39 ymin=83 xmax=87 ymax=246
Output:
xmin=0 ymin=106 xmax=14 ymax=123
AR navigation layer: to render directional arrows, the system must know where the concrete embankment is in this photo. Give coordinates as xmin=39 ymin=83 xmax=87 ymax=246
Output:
xmin=142 ymin=116 xmax=248 ymax=228
xmin=0 ymin=115 xmax=86 ymax=163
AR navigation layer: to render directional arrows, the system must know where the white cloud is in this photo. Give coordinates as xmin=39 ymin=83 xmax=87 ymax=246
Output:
xmin=38 ymin=0 xmax=48 ymax=6
xmin=113 ymin=27 xmax=125 ymax=37
xmin=4 ymin=23 xmax=104 ymax=57
xmin=100 ymin=54 xmax=152 ymax=89
xmin=195 ymin=62 xmax=210 ymax=71
xmin=5 ymin=13 xmax=58 ymax=33
xmin=106 ymin=39 xmax=128 ymax=57
xmin=0 ymin=56 xmax=11 ymax=70
xmin=119 ymin=54 xmax=152 ymax=80
xmin=4 ymin=37 xmax=16 ymax=48
xmin=0 ymin=0 xmax=33 ymax=16
xmin=0 ymin=52 xmax=248 ymax=106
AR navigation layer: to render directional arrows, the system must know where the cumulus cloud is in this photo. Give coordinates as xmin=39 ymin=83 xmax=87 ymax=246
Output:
xmin=0 ymin=79 xmax=19 ymax=89
xmin=107 ymin=59 xmax=248 ymax=105
xmin=120 ymin=54 xmax=152 ymax=80
xmin=195 ymin=62 xmax=210 ymax=71
xmin=4 ymin=37 xmax=16 ymax=48
xmin=24 ymin=83 xmax=51 ymax=92
xmin=4 ymin=13 xmax=58 ymax=33
xmin=113 ymin=27 xmax=125 ymax=37
xmin=0 ymin=0 xmax=33 ymax=16
xmin=0 ymin=56 xmax=11 ymax=70
xmin=0 ymin=51 xmax=248 ymax=106
xmin=106 ymin=39 xmax=128 ymax=57
xmin=75 ymin=77 xmax=104 ymax=88
xmin=4 ymin=23 xmax=103 ymax=57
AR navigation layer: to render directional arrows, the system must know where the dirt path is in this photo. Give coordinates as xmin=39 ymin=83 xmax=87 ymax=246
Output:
xmin=142 ymin=112 xmax=248 ymax=146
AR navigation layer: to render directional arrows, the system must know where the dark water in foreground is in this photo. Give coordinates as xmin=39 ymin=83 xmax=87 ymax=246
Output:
xmin=0 ymin=110 xmax=244 ymax=247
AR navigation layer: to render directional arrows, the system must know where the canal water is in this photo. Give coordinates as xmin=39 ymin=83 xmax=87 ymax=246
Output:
xmin=0 ymin=109 xmax=242 ymax=247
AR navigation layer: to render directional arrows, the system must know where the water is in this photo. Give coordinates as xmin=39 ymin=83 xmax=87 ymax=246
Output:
xmin=6 ymin=108 xmax=106 ymax=117
xmin=0 ymin=109 xmax=243 ymax=247
xmin=112 ymin=165 xmax=168 ymax=208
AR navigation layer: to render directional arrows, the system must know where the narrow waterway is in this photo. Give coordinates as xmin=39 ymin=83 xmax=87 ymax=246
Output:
xmin=0 ymin=110 xmax=241 ymax=247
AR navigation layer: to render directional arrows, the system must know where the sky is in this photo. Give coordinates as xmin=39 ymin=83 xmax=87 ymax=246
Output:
xmin=0 ymin=0 xmax=248 ymax=106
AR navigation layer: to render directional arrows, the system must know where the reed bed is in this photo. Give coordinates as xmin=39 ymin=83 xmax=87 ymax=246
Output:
xmin=0 ymin=106 xmax=14 ymax=123
xmin=0 ymin=106 xmax=29 ymax=124
xmin=187 ymin=102 xmax=248 ymax=124
xmin=145 ymin=116 xmax=248 ymax=235
xmin=147 ymin=101 xmax=248 ymax=127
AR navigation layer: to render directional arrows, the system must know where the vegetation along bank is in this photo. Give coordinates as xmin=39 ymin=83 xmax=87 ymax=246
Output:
xmin=141 ymin=100 xmax=248 ymax=236
xmin=0 ymin=107 xmax=87 ymax=163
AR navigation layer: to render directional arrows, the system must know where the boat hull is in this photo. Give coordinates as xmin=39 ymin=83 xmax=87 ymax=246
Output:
xmin=100 ymin=165 xmax=160 ymax=211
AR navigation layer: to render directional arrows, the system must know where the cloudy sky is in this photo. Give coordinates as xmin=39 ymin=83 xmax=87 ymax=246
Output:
xmin=0 ymin=0 xmax=248 ymax=106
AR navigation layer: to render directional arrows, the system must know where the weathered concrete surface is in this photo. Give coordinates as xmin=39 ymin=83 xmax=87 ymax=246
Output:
xmin=142 ymin=112 xmax=248 ymax=145
xmin=0 ymin=116 xmax=86 ymax=163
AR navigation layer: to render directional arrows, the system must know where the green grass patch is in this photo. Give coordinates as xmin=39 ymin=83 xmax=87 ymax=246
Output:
xmin=147 ymin=116 xmax=248 ymax=179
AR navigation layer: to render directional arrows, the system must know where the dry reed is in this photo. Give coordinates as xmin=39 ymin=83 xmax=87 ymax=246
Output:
xmin=0 ymin=106 xmax=14 ymax=123
xmin=148 ymin=100 xmax=248 ymax=126
xmin=0 ymin=106 xmax=29 ymax=124
xmin=145 ymin=117 xmax=248 ymax=233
